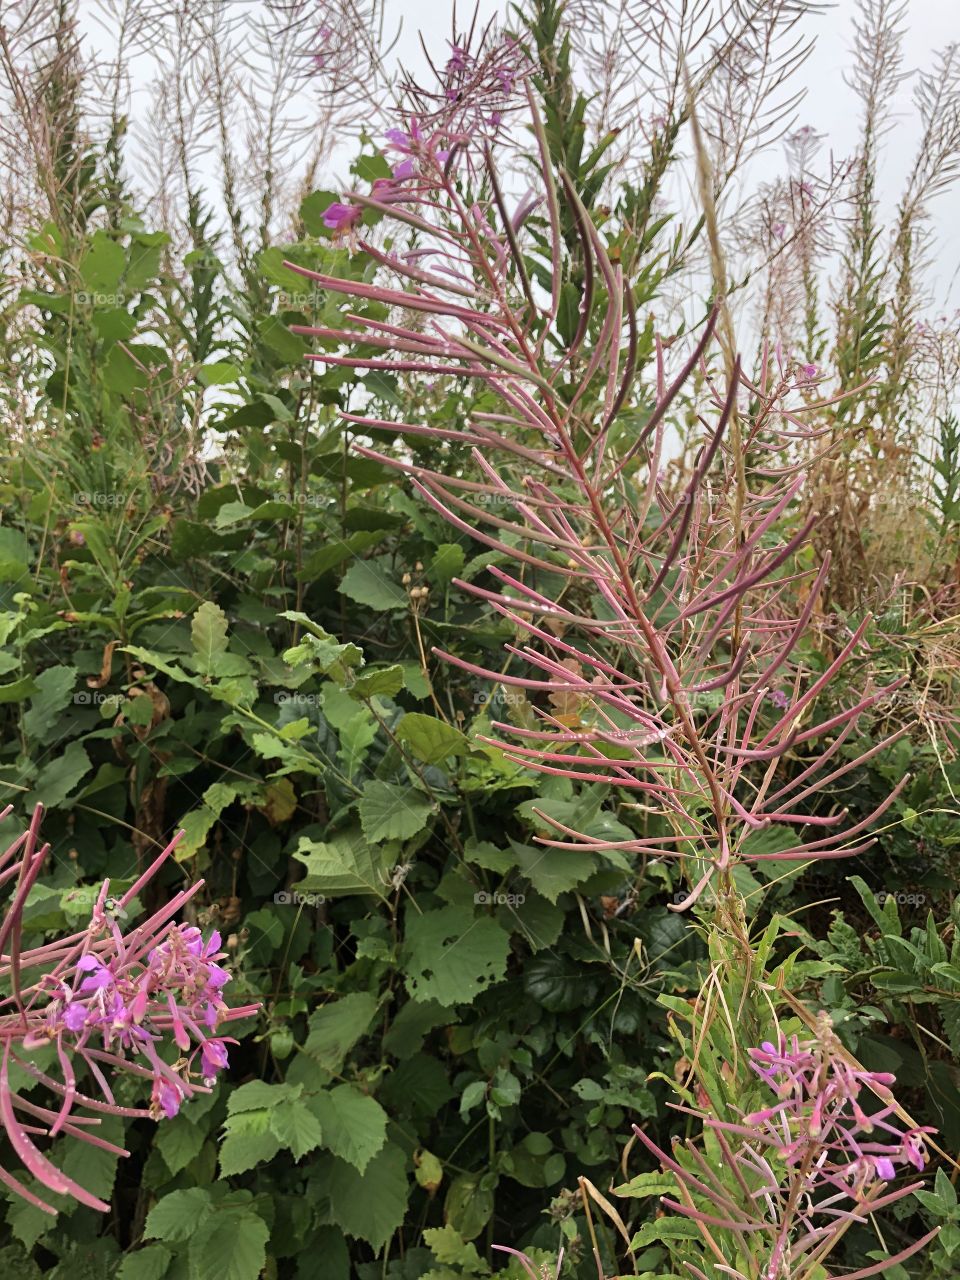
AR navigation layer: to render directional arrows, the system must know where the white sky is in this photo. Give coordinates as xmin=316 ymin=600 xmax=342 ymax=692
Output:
xmin=380 ymin=0 xmax=960 ymax=310
xmin=76 ymin=0 xmax=960 ymax=310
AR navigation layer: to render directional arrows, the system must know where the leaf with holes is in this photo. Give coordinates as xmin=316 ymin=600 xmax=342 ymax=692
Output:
xmin=403 ymin=904 xmax=510 ymax=1007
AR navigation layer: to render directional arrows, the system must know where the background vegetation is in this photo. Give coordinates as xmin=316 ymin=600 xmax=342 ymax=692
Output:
xmin=0 ymin=1 xmax=958 ymax=1277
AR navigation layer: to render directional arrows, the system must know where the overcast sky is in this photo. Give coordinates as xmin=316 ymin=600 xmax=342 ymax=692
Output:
xmin=77 ymin=0 xmax=960 ymax=312
xmin=378 ymin=0 xmax=960 ymax=311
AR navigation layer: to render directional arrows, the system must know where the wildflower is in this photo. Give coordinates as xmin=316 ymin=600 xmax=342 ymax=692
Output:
xmin=200 ymin=1038 xmax=229 ymax=1083
xmin=151 ymin=1075 xmax=183 ymax=1120
xmin=772 ymin=221 xmax=786 ymax=239
xmin=799 ymin=362 xmax=818 ymax=380
xmin=768 ymin=689 xmax=790 ymax=710
xmin=385 ymin=121 xmax=423 ymax=154
xmin=322 ymin=202 xmax=361 ymax=233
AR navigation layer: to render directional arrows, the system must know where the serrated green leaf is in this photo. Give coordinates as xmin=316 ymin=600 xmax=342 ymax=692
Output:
xmin=339 ymin=560 xmax=408 ymax=611
xmin=218 ymin=1129 xmax=281 ymax=1177
xmin=403 ymin=905 xmax=510 ymax=1007
xmin=304 ymin=992 xmax=378 ymax=1071
xmin=326 ymin=1145 xmax=409 ymax=1250
xmin=294 ymin=828 xmax=394 ymax=897
xmin=144 ymin=1188 xmax=213 ymax=1243
xmin=359 ymin=780 xmax=435 ymax=842
xmin=395 ymin=713 xmax=468 ymax=765
xmin=23 ymin=666 xmax=77 ymax=740
xmin=270 ymin=1098 xmax=324 ymax=1160
xmin=117 ymin=1245 xmax=172 ymax=1280
xmin=190 ymin=1207 xmax=270 ymax=1280
xmin=312 ymin=1084 xmax=388 ymax=1173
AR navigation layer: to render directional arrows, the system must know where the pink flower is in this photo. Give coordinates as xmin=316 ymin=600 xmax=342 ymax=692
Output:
xmin=322 ymin=202 xmax=361 ymax=233
xmin=152 ymin=1076 xmax=183 ymax=1120
xmin=200 ymin=1039 xmax=229 ymax=1081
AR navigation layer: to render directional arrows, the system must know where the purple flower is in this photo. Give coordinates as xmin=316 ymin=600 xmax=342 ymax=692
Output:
xmin=768 ymin=689 xmax=790 ymax=711
xmin=385 ymin=121 xmax=423 ymax=154
xmin=200 ymin=1039 xmax=229 ymax=1080
xmin=772 ymin=221 xmax=786 ymax=239
xmin=77 ymin=954 xmax=113 ymax=992
xmin=799 ymin=362 xmax=818 ymax=380
xmin=152 ymin=1076 xmax=183 ymax=1120
xmin=63 ymin=1002 xmax=87 ymax=1032
xmin=391 ymin=157 xmax=415 ymax=181
xmin=322 ymin=202 xmax=360 ymax=233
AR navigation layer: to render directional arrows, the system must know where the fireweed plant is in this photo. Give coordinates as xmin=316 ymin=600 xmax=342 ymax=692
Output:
xmin=0 ymin=804 xmax=255 ymax=1215
xmin=283 ymin=77 xmax=940 ymax=1275
xmin=632 ymin=1015 xmax=940 ymax=1279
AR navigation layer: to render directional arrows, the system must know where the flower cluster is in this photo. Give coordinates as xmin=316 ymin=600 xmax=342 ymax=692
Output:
xmin=32 ymin=923 xmax=237 ymax=1122
xmin=633 ymin=1017 xmax=939 ymax=1280
xmin=739 ymin=1029 xmax=934 ymax=1192
xmin=319 ymin=30 xmax=526 ymax=238
xmin=0 ymin=806 xmax=257 ymax=1213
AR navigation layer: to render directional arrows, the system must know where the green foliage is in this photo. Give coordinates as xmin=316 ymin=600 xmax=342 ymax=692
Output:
xmin=0 ymin=10 xmax=957 ymax=1280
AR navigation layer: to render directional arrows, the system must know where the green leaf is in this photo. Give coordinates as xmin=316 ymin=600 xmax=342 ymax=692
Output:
xmin=227 ymin=1079 xmax=300 ymax=1114
xmin=339 ymin=560 xmax=408 ymax=611
xmin=190 ymin=1206 xmax=270 ymax=1280
xmin=270 ymin=1098 xmax=324 ymax=1160
xmin=304 ymin=992 xmax=378 ymax=1071
xmin=218 ymin=1128 xmax=281 ymax=1177
xmin=117 ymin=1245 xmax=172 ymax=1280
xmin=395 ymin=713 xmax=468 ymax=765
xmin=509 ymin=840 xmax=595 ymax=903
xmin=144 ymin=1188 xmax=213 ymax=1243
xmin=28 ymin=740 xmax=91 ymax=808
xmin=312 ymin=1084 xmax=388 ymax=1173
xmin=359 ymin=780 xmax=435 ymax=843
xmin=350 ymin=664 xmax=404 ymax=699
xmin=280 ymin=612 xmax=363 ymax=680
xmin=403 ymin=904 xmax=510 ymax=1007
xmin=298 ymin=530 xmax=384 ymax=579
xmin=444 ymin=1175 xmax=494 ymax=1242
xmin=198 ymin=361 xmax=240 ymax=387
xmin=424 ymin=1225 xmax=486 ymax=1272
xmin=23 ymin=666 xmax=77 ymax=740
xmin=191 ymin=601 xmax=229 ymax=673
xmin=326 ymin=1144 xmax=409 ymax=1251
xmin=614 ymin=1171 xmax=677 ymax=1200
xmin=154 ymin=1115 xmax=205 ymax=1175
xmin=79 ymin=230 xmax=125 ymax=294
xmin=294 ymin=828 xmax=394 ymax=897
xmin=428 ymin=544 xmax=466 ymax=586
